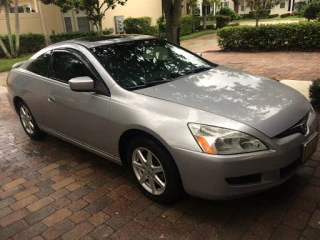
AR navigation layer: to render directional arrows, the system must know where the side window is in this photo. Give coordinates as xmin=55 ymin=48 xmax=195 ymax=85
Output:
xmin=50 ymin=51 xmax=94 ymax=83
xmin=27 ymin=51 xmax=51 ymax=77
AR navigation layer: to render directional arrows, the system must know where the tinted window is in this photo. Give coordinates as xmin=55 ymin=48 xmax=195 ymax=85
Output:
xmin=50 ymin=51 xmax=93 ymax=82
xmin=90 ymin=39 xmax=211 ymax=89
xmin=27 ymin=51 xmax=51 ymax=77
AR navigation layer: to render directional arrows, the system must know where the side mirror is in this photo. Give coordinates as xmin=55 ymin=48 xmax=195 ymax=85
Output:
xmin=69 ymin=76 xmax=94 ymax=92
xmin=195 ymin=52 xmax=202 ymax=57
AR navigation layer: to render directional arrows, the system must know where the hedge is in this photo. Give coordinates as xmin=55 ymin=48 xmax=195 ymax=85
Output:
xmin=157 ymin=15 xmax=201 ymax=38
xmin=280 ymin=13 xmax=291 ymax=18
xmin=0 ymin=33 xmax=45 ymax=57
xmin=216 ymin=15 xmax=230 ymax=29
xmin=310 ymin=79 xmax=320 ymax=106
xmin=268 ymin=14 xmax=279 ymax=18
xmin=217 ymin=22 xmax=320 ymax=51
xmin=124 ymin=17 xmax=157 ymax=35
xmin=50 ymin=30 xmax=111 ymax=43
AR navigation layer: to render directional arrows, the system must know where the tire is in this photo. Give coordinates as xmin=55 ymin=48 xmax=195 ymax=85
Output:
xmin=127 ymin=137 xmax=183 ymax=204
xmin=18 ymin=101 xmax=46 ymax=140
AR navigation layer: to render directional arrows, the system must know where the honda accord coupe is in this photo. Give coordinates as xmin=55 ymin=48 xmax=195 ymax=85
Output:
xmin=6 ymin=35 xmax=319 ymax=203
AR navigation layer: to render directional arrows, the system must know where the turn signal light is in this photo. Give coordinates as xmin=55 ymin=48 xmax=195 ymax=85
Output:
xmin=195 ymin=136 xmax=215 ymax=154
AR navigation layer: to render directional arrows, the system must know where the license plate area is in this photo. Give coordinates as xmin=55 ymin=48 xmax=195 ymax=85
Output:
xmin=302 ymin=133 xmax=318 ymax=163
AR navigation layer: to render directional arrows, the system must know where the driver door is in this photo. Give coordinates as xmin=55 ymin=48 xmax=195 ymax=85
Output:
xmin=44 ymin=49 xmax=113 ymax=155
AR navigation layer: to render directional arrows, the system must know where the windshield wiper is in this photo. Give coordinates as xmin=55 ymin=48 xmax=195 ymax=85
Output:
xmin=184 ymin=66 xmax=212 ymax=75
xmin=125 ymin=73 xmax=183 ymax=90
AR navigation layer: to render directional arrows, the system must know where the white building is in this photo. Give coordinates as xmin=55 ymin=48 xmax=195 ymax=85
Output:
xmin=185 ymin=0 xmax=303 ymax=16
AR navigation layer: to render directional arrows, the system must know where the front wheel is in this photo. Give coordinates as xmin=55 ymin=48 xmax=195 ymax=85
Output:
xmin=18 ymin=101 xmax=46 ymax=140
xmin=127 ymin=137 xmax=183 ymax=204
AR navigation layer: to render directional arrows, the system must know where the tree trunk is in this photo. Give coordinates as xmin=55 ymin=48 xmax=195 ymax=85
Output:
xmin=0 ymin=38 xmax=11 ymax=58
xmin=255 ymin=12 xmax=260 ymax=27
xmin=203 ymin=6 xmax=207 ymax=30
xmin=162 ymin=0 xmax=183 ymax=45
xmin=4 ymin=4 xmax=15 ymax=57
xmin=14 ymin=0 xmax=20 ymax=57
xmin=191 ymin=6 xmax=195 ymax=32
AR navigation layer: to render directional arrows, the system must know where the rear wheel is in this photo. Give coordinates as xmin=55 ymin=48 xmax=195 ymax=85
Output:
xmin=18 ymin=101 xmax=46 ymax=140
xmin=127 ymin=137 xmax=183 ymax=204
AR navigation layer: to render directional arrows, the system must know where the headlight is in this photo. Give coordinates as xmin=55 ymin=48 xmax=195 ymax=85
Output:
xmin=188 ymin=123 xmax=268 ymax=155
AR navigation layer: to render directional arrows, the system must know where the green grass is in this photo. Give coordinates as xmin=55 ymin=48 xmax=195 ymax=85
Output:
xmin=0 ymin=54 xmax=32 ymax=72
xmin=181 ymin=30 xmax=217 ymax=41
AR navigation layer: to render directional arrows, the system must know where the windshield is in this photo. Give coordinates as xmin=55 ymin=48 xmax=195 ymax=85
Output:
xmin=90 ymin=39 xmax=213 ymax=89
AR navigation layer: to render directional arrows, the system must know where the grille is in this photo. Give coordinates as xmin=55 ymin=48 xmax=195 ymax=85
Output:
xmin=275 ymin=113 xmax=309 ymax=138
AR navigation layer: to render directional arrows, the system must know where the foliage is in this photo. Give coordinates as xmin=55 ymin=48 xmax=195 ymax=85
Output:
xmin=245 ymin=0 xmax=280 ymax=26
xmin=124 ymin=17 xmax=157 ymax=35
xmin=309 ymin=79 xmax=320 ymax=106
xmin=49 ymin=30 xmax=110 ymax=43
xmin=217 ymin=22 xmax=320 ymax=51
xmin=180 ymin=15 xmax=193 ymax=36
xmin=304 ymin=2 xmax=320 ymax=20
xmin=0 ymin=54 xmax=32 ymax=72
xmin=298 ymin=4 xmax=308 ymax=17
xmin=216 ymin=15 xmax=231 ymax=29
xmin=268 ymin=14 xmax=279 ymax=18
xmin=295 ymin=1 xmax=307 ymax=12
xmin=280 ymin=13 xmax=291 ymax=18
xmin=157 ymin=15 xmax=201 ymax=38
xmin=0 ymin=0 xmax=21 ymax=58
xmin=239 ymin=13 xmax=255 ymax=19
xmin=40 ymin=0 xmax=128 ymax=34
xmin=217 ymin=7 xmax=238 ymax=21
xmin=0 ymin=33 xmax=45 ymax=57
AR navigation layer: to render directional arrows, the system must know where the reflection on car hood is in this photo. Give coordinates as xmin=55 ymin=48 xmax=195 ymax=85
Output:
xmin=134 ymin=66 xmax=311 ymax=138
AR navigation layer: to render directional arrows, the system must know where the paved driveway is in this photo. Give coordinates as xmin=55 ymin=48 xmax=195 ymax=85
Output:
xmin=181 ymin=34 xmax=320 ymax=81
xmin=1 ymin=90 xmax=320 ymax=239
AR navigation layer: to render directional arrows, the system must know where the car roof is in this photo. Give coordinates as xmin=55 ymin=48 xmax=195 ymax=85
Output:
xmin=52 ymin=34 xmax=157 ymax=49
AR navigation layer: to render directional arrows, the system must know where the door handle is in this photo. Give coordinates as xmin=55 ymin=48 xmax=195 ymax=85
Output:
xmin=48 ymin=96 xmax=55 ymax=102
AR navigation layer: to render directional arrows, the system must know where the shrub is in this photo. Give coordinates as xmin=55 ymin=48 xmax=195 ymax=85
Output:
xmin=309 ymin=79 xmax=320 ymax=106
xmin=217 ymin=7 xmax=238 ymax=21
xmin=0 ymin=33 xmax=45 ymax=57
xmin=304 ymin=2 xmax=320 ymax=20
xmin=180 ymin=15 xmax=193 ymax=36
xmin=217 ymin=22 xmax=320 ymax=51
xmin=157 ymin=16 xmax=166 ymax=38
xmin=280 ymin=13 xmax=291 ymax=18
xmin=268 ymin=14 xmax=279 ymax=18
xmin=216 ymin=15 xmax=230 ymax=29
xmin=123 ymin=17 xmax=157 ymax=35
xmin=239 ymin=12 xmax=255 ymax=19
xmin=298 ymin=5 xmax=308 ymax=17
xmin=260 ymin=10 xmax=271 ymax=19
xmin=206 ymin=24 xmax=215 ymax=30
xmin=50 ymin=30 xmax=110 ymax=43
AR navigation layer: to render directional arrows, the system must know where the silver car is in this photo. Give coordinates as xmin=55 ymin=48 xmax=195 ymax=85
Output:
xmin=6 ymin=35 xmax=319 ymax=203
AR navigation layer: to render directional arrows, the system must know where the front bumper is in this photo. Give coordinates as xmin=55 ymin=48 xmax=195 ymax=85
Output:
xmin=171 ymin=109 xmax=319 ymax=200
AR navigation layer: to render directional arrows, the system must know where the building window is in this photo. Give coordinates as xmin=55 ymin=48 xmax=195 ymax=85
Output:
xmin=10 ymin=5 xmax=34 ymax=13
xmin=64 ymin=17 xmax=73 ymax=33
xmin=77 ymin=17 xmax=90 ymax=32
xmin=280 ymin=1 xmax=285 ymax=8
xmin=241 ymin=5 xmax=244 ymax=11
xmin=223 ymin=2 xmax=229 ymax=8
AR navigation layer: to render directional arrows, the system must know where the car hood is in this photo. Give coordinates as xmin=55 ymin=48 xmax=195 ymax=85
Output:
xmin=134 ymin=66 xmax=311 ymax=138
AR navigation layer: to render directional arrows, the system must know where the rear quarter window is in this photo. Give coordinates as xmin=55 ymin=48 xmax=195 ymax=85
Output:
xmin=26 ymin=51 xmax=51 ymax=77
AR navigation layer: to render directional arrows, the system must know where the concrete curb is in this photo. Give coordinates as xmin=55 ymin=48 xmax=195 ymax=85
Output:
xmin=280 ymin=80 xmax=312 ymax=100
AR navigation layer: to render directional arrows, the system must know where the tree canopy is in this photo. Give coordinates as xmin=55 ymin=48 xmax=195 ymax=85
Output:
xmin=40 ymin=0 xmax=128 ymax=34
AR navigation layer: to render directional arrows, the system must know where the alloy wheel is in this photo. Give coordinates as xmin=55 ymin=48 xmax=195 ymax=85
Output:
xmin=20 ymin=106 xmax=34 ymax=135
xmin=132 ymin=147 xmax=166 ymax=195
